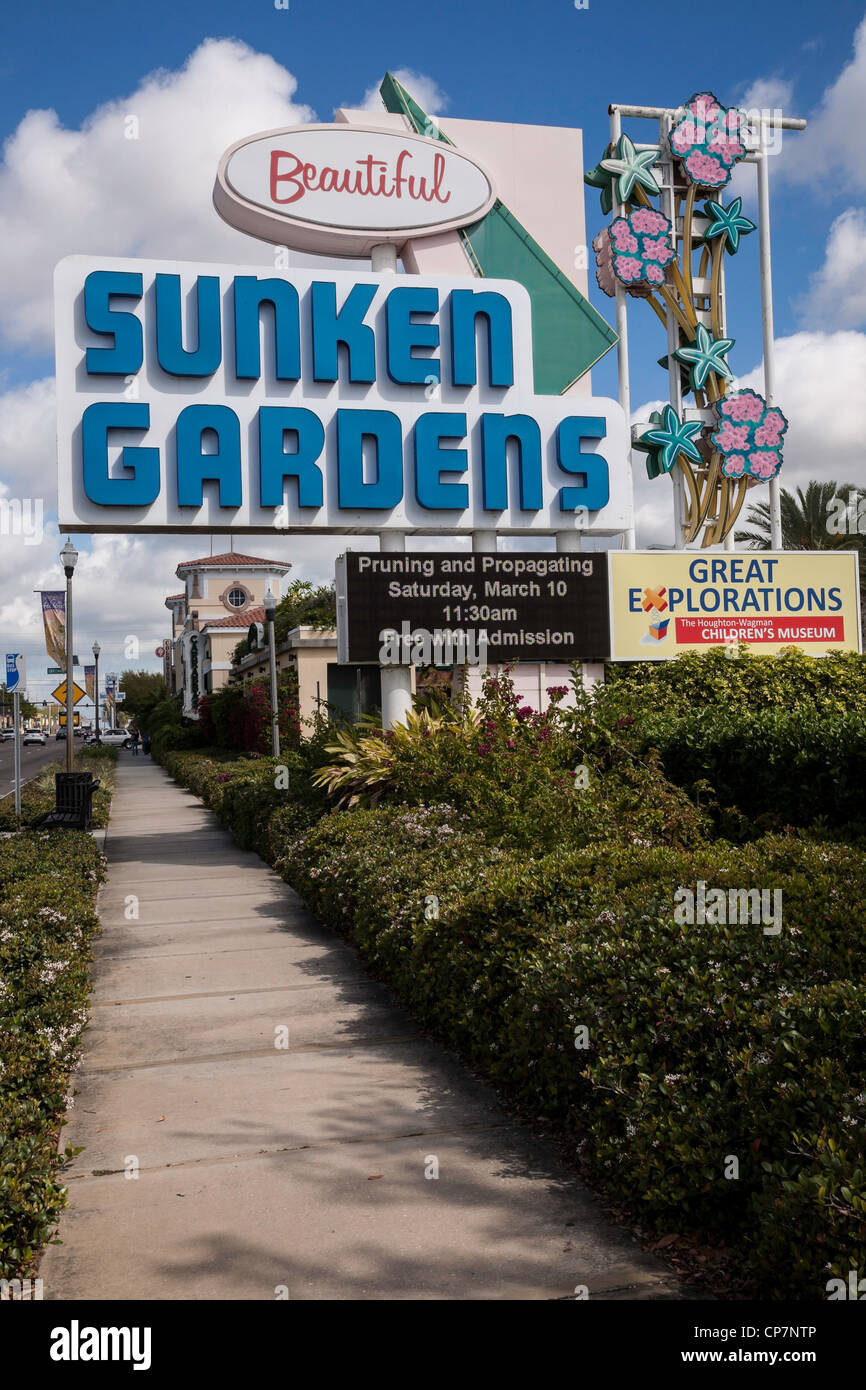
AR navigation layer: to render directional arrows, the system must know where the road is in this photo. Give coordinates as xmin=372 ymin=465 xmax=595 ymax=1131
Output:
xmin=0 ymin=734 xmax=85 ymax=799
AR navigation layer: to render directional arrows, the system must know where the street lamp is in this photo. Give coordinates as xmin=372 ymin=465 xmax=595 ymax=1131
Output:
xmin=60 ymin=538 xmax=78 ymax=772
xmin=263 ymin=588 xmax=280 ymax=758
xmin=92 ymin=640 xmax=101 ymax=744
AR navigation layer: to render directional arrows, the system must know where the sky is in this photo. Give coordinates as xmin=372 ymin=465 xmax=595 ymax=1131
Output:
xmin=1 ymin=0 xmax=865 ymax=704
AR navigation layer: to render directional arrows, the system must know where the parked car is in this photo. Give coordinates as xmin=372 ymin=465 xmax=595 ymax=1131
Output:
xmin=23 ymin=729 xmax=46 ymax=746
xmin=84 ymin=728 xmax=131 ymax=748
xmin=0 ymin=729 xmax=15 ymax=741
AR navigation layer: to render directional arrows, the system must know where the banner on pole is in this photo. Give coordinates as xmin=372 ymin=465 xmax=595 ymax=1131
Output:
xmin=39 ymin=591 xmax=66 ymax=669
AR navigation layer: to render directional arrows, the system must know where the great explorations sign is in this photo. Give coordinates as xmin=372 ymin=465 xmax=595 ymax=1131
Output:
xmin=55 ymin=256 xmax=632 ymax=537
xmin=609 ymin=551 xmax=862 ymax=660
xmin=214 ymin=124 xmax=497 ymax=256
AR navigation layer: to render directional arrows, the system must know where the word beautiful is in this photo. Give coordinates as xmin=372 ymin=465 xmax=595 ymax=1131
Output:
xmin=270 ymin=147 xmax=451 ymax=206
xmin=55 ymin=258 xmax=631 ymax=535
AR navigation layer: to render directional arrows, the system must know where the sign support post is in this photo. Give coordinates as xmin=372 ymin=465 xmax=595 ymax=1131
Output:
xmin=13 ymin=690 xmax=21 ymax=818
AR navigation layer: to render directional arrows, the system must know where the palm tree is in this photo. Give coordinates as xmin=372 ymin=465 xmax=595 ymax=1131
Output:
xmin=736 ymin=480 xmax=865 ymax=626
xmin=735 ymin=481 xmax=862 ymax=551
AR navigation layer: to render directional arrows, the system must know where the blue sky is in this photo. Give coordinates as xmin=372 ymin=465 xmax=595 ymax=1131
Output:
xmin=1 ymin=0 xmax=865 ymax=694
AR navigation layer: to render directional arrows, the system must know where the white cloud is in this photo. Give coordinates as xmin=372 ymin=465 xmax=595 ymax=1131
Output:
xmin=353 ymin=68 xmax=448 ymax=119
xmin=0 ymin=39 xmax=316 ymax=353
xmin=799 ymin=208 xmax=866 ymax=328
xmin=785 ymin=14 xmax=866 ymax=189
xmin=736 ymin=76 xmax=795 ymax=115
xmin=631 ymin=330 xmax=866 ymax=544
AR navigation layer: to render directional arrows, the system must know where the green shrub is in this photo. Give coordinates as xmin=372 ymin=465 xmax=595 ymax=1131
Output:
xmin=0 ymin=750 xmax=117 ymax=831
xmin=0 ymin=832 xmax=105 ymax=1278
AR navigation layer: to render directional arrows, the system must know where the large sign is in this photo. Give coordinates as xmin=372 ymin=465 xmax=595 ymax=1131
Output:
xmin=336 ymin=551 xmax=610 ymax=663
xmin=55 ymin=256 xmax=632 ymax=537
xmin=609 ymin=551 xmax=862 ymax=660
xmin=214 ymin=124 xmax=497 ymax=256
xmin=5 ymin=653 xmax=26 ymax=695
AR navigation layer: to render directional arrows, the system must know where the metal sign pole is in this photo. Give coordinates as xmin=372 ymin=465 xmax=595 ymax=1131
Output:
xmin=13 ymin=690 xmax=21 ymax=818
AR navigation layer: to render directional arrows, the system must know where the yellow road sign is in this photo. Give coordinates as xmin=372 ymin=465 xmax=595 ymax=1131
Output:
xmin=51 ymin=679 xmax=87 ymax=706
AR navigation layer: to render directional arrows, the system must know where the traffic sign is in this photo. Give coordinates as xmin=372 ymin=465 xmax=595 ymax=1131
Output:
xmin=51 ymin=679 xmax=87 ymax=706
xmin=59 ymin=712 xmax=80 ymax=727
xmin=5 ymin=653 xmax=26 ymax=694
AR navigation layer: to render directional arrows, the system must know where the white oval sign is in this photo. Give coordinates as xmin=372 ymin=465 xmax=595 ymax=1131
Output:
xmin=214 ymin=123 xmax=496 ymax=256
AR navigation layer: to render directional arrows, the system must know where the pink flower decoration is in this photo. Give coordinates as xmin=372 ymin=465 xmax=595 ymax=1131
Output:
xmin=615 ymin=255 xmax=642 ymax=282
xmin=646 ymin=263 xmax=665 ymax=284
xmin=670 ymin=92 xmax=747 ymax=189
xmin=631 ymin=207 xmax=668 ymax=234
xmin=642 ymin=235 xmax=675 ymax=264
xmin=711 ymin=389 xmax=788 ymax=482
xmin=599 ymin=210 xmax=675 ymax=295
xmin=611 ymin=222 xmax=639 ymax=252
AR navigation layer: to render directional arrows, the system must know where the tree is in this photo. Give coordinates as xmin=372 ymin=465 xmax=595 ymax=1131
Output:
xmin=0 ymin=684 xmax=39 ymax=725
xmin=736 ymin=479 xmax=865 ymax=623
xmin=231 ymin=580 xmax=337 ymax=665
xmin=118 ymin=670 xmax=166 ymax=728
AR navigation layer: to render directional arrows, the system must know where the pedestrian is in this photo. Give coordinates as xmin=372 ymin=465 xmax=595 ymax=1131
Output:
xmin=129 ymin=726 xmax=140 ymax=756
xmin=142 ymin=731 xmax=151 ymax=756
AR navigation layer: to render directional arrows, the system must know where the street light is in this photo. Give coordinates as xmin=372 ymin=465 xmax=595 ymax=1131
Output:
xmin=263 ymin=588 xmax=280 ymax=758
xmin=60 ymin=538 xmax=78 ymax=772
xmin=92 ymin=640 xmax=101 ymax=744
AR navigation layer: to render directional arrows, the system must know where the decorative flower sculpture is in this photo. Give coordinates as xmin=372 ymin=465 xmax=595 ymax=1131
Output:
xmin=669 ymin=92 xmax=747 ymax=189
xmin=710 ymin=390 xmax=788 ymax=480
xmin=702 ymin=197 xmax=756 ymax=255
xmin=675 ymin=322 xmax=735 ymax=391
xmin=599 ymin=133 xmax=662 ymax=202
xmin=609 ymin=208 xmax=676 ymax=289
xmin=635 ymin=405 xmax=705 ymax=479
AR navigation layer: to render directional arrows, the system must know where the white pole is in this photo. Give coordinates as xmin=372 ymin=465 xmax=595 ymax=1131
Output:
xmin=13 ymin=690 xmax=21 ymax=818
xmin=659 ymin=115 xmax=688 ymax=550
xmin=266 ymin=604 xmax=280 ymax=758
xmin=609 ymin=108 xmax=637 ymax=552
xmin=65 ymin=570 xmax=74 ymax=770
xmin=371 ymin=242 xmax=413 ymax=729
xmin=756 ymin=136 xmax=783 ymax=551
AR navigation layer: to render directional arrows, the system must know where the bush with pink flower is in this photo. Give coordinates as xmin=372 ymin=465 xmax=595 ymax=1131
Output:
xmin=710 ymin=389 xmax=788 ymax=480
xmin=669 ymin=92 xmax=747 ymax=189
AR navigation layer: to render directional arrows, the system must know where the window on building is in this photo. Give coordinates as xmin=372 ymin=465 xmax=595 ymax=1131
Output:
xmin=226 ymin=587 xmax=248 ymax=609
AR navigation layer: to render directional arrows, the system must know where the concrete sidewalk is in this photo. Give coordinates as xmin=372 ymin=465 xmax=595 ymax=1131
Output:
xmin=42 ymin=753 xmax=684 ymax=1301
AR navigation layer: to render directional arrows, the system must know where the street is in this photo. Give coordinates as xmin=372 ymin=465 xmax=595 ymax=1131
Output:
xmin=0 ymin=734 xmax=78 ymax=799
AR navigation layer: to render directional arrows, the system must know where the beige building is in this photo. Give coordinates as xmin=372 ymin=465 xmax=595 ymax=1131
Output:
xmin=164 ymin=552 xmax=291 ymax=716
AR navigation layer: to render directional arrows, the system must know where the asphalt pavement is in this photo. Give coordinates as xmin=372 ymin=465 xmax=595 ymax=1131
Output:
xmin=0 ymin=733 xmax=84 ymax=799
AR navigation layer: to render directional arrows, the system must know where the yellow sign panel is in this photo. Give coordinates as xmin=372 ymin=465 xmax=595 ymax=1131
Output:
xmin=59 ymin=711 xmax=80 ymax=727
xmin=51 ymin=679 xmax=87 ymax=706
xmin=609 ymin=551 xmax=862 ymax=661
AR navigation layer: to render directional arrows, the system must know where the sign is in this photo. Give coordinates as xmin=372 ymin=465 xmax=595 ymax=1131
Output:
xmin=59 ymin=712 xmax=80 ymax=727
xmin=115 ymin=692 xmax=126 ymax=703
xmin=39 ymin=591 xmax=66 ymax=668
xmin=51 ymin=679 xmax=87 ymax=706
xmin=55 ymin=257 xmax=631 ymax=538
xmin=213 ymin=124 xmax=497 ymax=257
xmin=608 ymin=551 xmax=862 ymax=660
xmin=336 ymin=552 xmax=611 ymax=664
xmin=5 ymin=653 xmax=26 ymax=694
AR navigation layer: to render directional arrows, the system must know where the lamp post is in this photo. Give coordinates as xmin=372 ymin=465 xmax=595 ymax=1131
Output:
xmin=263 ymin=588 xmax=280 ymax=758
xmin=92 ymin=640 xmax=101 ymax=744
xmin=60 ymin=538 xmax=78 ymax=772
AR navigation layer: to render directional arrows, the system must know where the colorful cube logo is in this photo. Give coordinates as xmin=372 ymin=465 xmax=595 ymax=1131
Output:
xmin=649 ymin=617 xmax=670 ymax=642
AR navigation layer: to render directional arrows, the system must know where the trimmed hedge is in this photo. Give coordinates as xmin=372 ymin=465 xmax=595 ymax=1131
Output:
xmin=0 ymin=748 xmax=118 ymax=832
xmin=0 ymin=832 xmax=105 ymax=1278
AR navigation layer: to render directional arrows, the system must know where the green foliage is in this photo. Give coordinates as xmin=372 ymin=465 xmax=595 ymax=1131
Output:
xmin=116 ymin=670 xmax=165 ymax=729
xmin=0 ymin=831 xmax=105 ymax=1278
xmin=231 ymin=579 xmax=337 ymax=664
xmin=0 ymin=750 xmax=117 ymax=831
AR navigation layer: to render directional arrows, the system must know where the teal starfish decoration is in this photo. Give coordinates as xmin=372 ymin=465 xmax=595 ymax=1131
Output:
xmin=634 ymin=405 xmax=704 ymax=479
xmin=674 ymin=323 xmax=735 ymax=392
xmin=702 ymin=197 xmax=756 ymax=255
xmin=584 ymin=160 xmax=613 ymax=216
xmin=599 ymin=134 xmax=661 ymax=203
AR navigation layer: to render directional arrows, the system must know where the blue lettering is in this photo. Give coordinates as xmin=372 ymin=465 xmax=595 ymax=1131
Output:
xmin=155 ymin=274 xmax=221 ymax=377
xmin=82 ymin=402 xmax=159 ymax=505
xmin=414 ymin=413 xmax=467 ymax=510
xmin=337 ymin=409 xmax=403 ymax=509
xmin=387 ymin=286 xmax=440 ymax=386
xmin=259 ymin=407 xmax=324 ymax=508
xmin=311 ymin=282 xmax=376 ymax=383
xmin=176 ymin=405 xmax=241 ymax=507
xmin=234 ymin=277 xmax=300 ymax=381
xmin=84 ymin=271 xmax=143 ymax=376
xmin=480 ymin=413 xmax=542 ymax=511
xmin=449 ymin=290 xmax=514 ymax=388
xmin=556 ymin=417 xmax=609 ymax=512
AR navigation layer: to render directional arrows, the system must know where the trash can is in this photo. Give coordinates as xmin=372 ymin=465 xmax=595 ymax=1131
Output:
xmin=45 ymin=772 xmax=101 ymax=830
